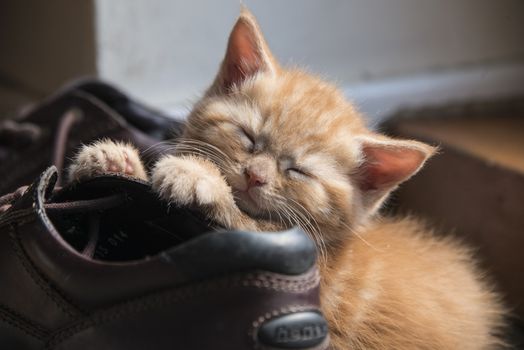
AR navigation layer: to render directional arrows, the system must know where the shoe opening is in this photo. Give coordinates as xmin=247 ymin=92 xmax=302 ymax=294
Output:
xmin=46 ymin=180 xmax=216 ymax=262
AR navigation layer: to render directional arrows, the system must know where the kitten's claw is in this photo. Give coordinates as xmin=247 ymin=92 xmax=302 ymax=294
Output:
xmin=151 ymin=155 xmax=230 ymax=207
xmin=69 ymin=140 xmax=148 ymax=182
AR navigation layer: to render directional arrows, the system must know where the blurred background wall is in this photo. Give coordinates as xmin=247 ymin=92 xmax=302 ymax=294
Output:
xmin=0 ymin=0 xmax=96 ymax=113
xmin=1 ymin=0 xmax=523 ymax=121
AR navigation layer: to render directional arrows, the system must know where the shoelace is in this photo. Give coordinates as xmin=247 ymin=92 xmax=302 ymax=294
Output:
xmin=0 ymin=185 xmax=125 ymax=214
xmin=0 ymin=108 xmax=82 ymax=186
xmin=0 ymin=185 xmax=28 ymax=213
xmin=0 ymin=108 xmax=120 ymax=257
xmin=0 ymin=108 xmax=126 ymax=258
xmin=52 ymin=109 xmax=83 ymax=185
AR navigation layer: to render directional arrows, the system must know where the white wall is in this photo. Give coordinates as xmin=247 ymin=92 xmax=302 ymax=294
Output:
xmin=95 ymin=0 xmax=524 ymax=110
xmin=1 ymin=0 xmax=522 ymax=116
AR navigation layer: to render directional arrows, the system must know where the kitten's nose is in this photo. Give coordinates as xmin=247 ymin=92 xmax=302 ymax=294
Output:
xmin=245 ymin=167 xmax=267 ymax=188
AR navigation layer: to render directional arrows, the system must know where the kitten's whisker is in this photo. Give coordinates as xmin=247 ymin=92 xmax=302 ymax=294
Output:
xmin=140 ymin=140 xmax=179 ymax=161
xmin=287 ymin=198 xmax=322 ymax=236
xmin=278 ymin=204 xmax=296 ymax=229
xmin=176 ymin=138 xmax=233 ymax=162
xmin=174 ymin=148 xmax=228 ymax=169
xmin=275 ymin=199 xmax=327 ymax=263
xmin=277 ymin=197 xmax=327 ymax=263
xmin=264 ymin=202 xmax=273 ymax=226
xmin=173 ymin=143 xmax=226 ymax=162
xmin=172 ymin=145 xmax=233 ymax=174
xmin=274 ymin=204 xmax=286 ymax=227
xmin=173 ymin=139 xmax=236 ymax=172
xmin=278 ymin=204 xmax=300 ymax=230
xmin=340 ymin=222 xmax=383 ymax=252
xmin=279 ymin=196 xmax=321 ymax=236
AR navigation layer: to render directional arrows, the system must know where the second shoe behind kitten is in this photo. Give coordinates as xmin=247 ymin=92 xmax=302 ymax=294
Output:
xmin=69 ymin=9 xmax=505 ymax=349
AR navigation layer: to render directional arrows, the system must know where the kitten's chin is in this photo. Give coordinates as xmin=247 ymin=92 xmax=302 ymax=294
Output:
xmin=233 ymin=190 xmax=270 ymax=220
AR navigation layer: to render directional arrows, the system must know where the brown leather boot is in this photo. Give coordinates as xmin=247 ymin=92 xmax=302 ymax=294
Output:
xmin=0 ymin=79 xmax=183 ymax=195
xmin=0 ymin=167 xmax=329 ymax=350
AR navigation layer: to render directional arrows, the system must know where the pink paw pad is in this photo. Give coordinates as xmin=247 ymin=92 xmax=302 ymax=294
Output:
xmin=123 ymin=153 xmax=135 ymax=175
xmin=103 ymin=151 xmax=136 ymax=175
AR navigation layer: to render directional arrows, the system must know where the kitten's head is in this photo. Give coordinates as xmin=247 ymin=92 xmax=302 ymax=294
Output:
xmin=183 ymin=9 xmax=435 ymax=245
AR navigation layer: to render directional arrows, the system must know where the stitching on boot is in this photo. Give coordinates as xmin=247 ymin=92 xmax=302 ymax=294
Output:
xmin=8 ymin=224 xmax=84 ymax=318
xmin=0 ymin=303 xmax=49 ymax=340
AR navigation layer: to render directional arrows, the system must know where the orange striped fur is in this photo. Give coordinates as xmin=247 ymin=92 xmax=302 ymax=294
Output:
xmin=70 ymin=9 xmax=506 ymax=349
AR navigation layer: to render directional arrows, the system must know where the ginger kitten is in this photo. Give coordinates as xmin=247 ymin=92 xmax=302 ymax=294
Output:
xmin=69 ymin=9 xmax=505 ymax=349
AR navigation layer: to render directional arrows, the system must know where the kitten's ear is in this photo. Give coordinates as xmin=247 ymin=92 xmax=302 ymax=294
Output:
xmin=210 ymin=8 xmax=278 ymax=94
xmin=355 ymin=136 xmax=436 ymax=212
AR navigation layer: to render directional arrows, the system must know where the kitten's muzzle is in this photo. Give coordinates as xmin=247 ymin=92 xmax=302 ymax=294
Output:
xmin=245 ymin=155 xmax=275 ymax=189
xmin=245 ymin=167 xmax=267 ymax=188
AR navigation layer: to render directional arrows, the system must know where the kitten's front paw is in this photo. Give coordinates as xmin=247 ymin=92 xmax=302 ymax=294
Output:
xmin=69 ymin=140 xmax=148 ymax=182
xmin=151 ymin=155 xmax=231 ymax=207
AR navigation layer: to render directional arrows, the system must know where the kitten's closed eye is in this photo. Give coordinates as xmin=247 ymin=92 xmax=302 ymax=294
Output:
xmin=239 ymin=127 xmax=255 ymax=152
xmin=286 ymin=167 xmax=310 ymax=179
xmin=278 ymin=157 xmax=311 ymax=179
